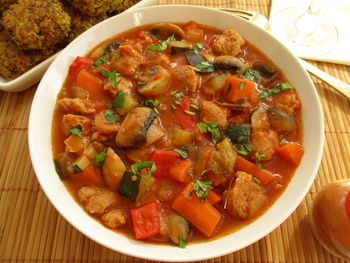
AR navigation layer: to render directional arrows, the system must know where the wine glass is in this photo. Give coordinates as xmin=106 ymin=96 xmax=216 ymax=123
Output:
xmin=269 ymin=0 xmax=338 ymax=58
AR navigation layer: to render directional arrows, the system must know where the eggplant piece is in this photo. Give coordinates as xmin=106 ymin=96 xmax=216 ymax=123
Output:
xmin=224 ymin=123 xmax=251 ymax=144
xmin=115 ymin=107 xmax=156 ymax=148
xmin=267 ymin=108 xmax=296 ymax=132
xmin=216 ymin=137 xmax=237 ymax=173
xmin=137 ymin=65 xmax=170 ymax=97
xmin=102 ymin=147 xmax=127 ymax=188
xmin=185 ymin=52 xmax=205 ymax=67
xmin=118 ymin=170 xmax=140 ymax=201
xmin=168 ymin=213 xmax=191 ymax=245
xmin=251 ymin=106 xmax=270 ymax=131
xmin=213 ymin=56 xmax=245 ymax=72
xmin=252 ymin=62 xmax=279 ymax=80
xmin=54 ymin=153 xmax=75 ymax=180
xmin=72 ymin=155 xmax=91 ymax=173
xmin=105 ymin=41 xmax=121 ymax=53
xmin=204 ymin=73 xmax=230 ymax=95
xmin=149 ymin=22 xmax=185 ymax=40
xmin=169 ymin=41 xmax=192 ymax=55
xmin=144 ymin=118 xmax=166 ymax=146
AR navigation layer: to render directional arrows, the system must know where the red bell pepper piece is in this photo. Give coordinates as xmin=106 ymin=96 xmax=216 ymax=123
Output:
xmin=69 ymin=56 xmax=93 ymax=75
xmin=148 ymin=149 xmax=179 ymax=178
xmin=173 ymin=97 xmax=196 ymax=131
xmin=131 ymin=202 xmax=161 ymax=239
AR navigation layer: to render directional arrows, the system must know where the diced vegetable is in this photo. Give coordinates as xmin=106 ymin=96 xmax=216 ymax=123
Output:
xmin=277 ymin=143 xmax=304 ymax=166
xmin=204 ymin=73 xmax=230 ymax=95
xmin=172 ymin=183 xmax=222 ymax=237
xmin=137 ymin=65 xmax=170 ymax=97
xmin=149 ymin=22 xmax=185 ymax=39
xmin=69 ymin=56 xmax=93 ymax=75
xmin=170 ymin=127 xmax=193 ymax=147
xmin=145 ymin=119 xmax=166 ymax=147
xmin=54 ymin=153 xmax=74 ymax=180
xmin=169 ymin=159 xmax=193 ymax=183
xmin=113 ymin=92 xmax=138 ymax=116
xmin=64 ymin=134 xmax=85 ymax=154
xmin=207 ymin=190 xmax=222 ymax=205
xmin=168 ymin=213 xmax=191 ymax=245
xmin=73 ymin=155 xmax=91 ymax=172
xmin=252 ymin=62 xmax=279 ymax=80
xmin=72 ymin=164 xmax=103 ymax=185
xmin=216 ymin=138 xmax=237 ymax=173
xmin=115 ymin=107 xmax=156 ymax=148
xmin=185 ymin=52 xmax=205 ymax=67
xmin=222 ymin=76 xmax=258 ymax=103
xmin=224 ymin=123 xmax=251 ymax=144
xmin=131 ymin=202 xmax=161 ymax=239
xmin=148 ymin=149 xmax=179 ymax=178
xmin=267 ymin=108 xmax=296 ymax=132
xmin=234 ymin=156 xmax=274 ymax=185
xmin=137 ymin=172 xmax=156 ymax=201
xmin=169 ymin=40 xmax=192 ymax=55
xmin=173 ymin=97 xmax=196 ymax=131
xmin=102 ymin=147 xmax=126 ymax=188
xmin=76 ymin=70 xmax=104 ymax=101
xmin=213 ymin=56 xmax=244 ymax=72
xmin=118 ymin=170 xmax=141 ymax=201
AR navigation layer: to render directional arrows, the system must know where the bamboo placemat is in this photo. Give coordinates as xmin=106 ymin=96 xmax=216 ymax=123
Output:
xmin=0 ymin=0 xmax=349 ymax=262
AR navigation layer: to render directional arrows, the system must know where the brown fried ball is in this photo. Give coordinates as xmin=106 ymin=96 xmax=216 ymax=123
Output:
xmin=0 ymin=30 xmax=55 ymax=78
xmin=2 ymin=0 xmax=71 ymax=50
xmin=109 ymin=0 xmax=140 ymax=15
xmin=69 ymin=0 xmax=114 ymax=17
xmin=0 ymin=0 xmax=17 ymax=16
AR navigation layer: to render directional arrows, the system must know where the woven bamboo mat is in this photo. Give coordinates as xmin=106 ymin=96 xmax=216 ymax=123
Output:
xmin=0 ymin=0 xmax=349 ymax=262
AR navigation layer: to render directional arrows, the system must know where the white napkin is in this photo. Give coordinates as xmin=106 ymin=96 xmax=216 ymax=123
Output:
xmin=269 ymin=0 xmax=350 ymax=65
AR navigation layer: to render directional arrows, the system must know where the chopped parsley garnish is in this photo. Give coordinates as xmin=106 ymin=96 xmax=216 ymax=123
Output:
xmin=178 ymin=235 xmax=187 ymax=248
xmin=147 ymin=35 xmax=175 ymax=51
xmin=93 ymin=54 xmax=109 ymax=67
xmin=184 ymin=110 xmax=196 ymax=115
xmin=98 ymin=69 xmax=120 ymax=88
xmin=131 ymin=161 xmax=156 ymax=180
xmin=112 ymin=90 xmax=127 ymax=108
xmin=171 ymin=104 xmax=177 ymax=110
xmin=239 ymin=81 xmax=246 ymax=90
xmin=94 ymin=152 xmax=107 ymax=167
xmin=171 ymin=91 xmax=184 ymax=99
xmin=242 ymin=68 xmax=263 ymax=83
xmin=104 ymin=111 xmax=118 ymax=123
xmin=173 ymin=146 xmax=188 ymax=158
xmin=255 ymin=152 xmax=266 ymax=169
xmin=143 ymin=99 xmax=160 ymax=114
xmin=260 ymin=82 xmax=295 ymax=99
xmin=193 ymin=43 xmax=204 ymax=54
xmin=237 ymin=143 xmax=253 ymax=156
xmin=194 ymin=61 xmax=214 ymax=73
xmin=188 ymin=168 xmax=194 ymax=177
xmin=196 ymin=122 xmax=221 ymax=143
xmin=192 ymin=180 xmax=213 ymax=202
xmin=70 ymin=125 xmax=83 ymax=138
xmin=190 ymin=104 xmax=199 ymax=110
xmin=253 ymin=177 xmax=261 ymax=184
xmin=200 ymin=169 xmax=225 ymax=176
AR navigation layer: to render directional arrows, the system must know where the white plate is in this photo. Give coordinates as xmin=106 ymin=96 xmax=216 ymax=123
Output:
xmin=28 ymin=5 xmax=324 ymax=262
xmin=0 ymin=0 xmax=158 ymax=93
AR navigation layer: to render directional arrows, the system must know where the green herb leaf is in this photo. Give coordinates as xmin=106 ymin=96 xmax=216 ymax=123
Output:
xmin=178 ymin=235 xmax=187 ymax=248
xmin=94 ymin=152 xmax=107 ymax=167
xmin=256 ymin=152 xmax=267 ymax=162
xmin=171 ymin=104 xmax=177 ymax=110
xmin=173 ymin=146 xmax=188 ymax=158
xmin=131 ymin=161 xmax=156 ymax=178
xmin=200 ymin=168 xmax=226 ymax=176
xmin=143 ymin=99 xmax=160 ymax=114
xmin=70 ymin=125 xmax=83 ymax=138
xmin=93 ymin=54 xmax=109 ymax=67
xmin=194 ymin=61 xmax=214 ymax=73
xmin=193 ymin=43 xmax=204 ymax=54
xmin=190 ymin=104 xmax=199 ymax=110
xmin=196 ymin=122 xmax=221 ymax=143
xmin=253 ymin=177 xmax=261 ymax=184
xmin=242 ymin=68 xmax=263 ymax=83
xmin=104 ymin=111 xmax=118 ymax=123
xmin=237 ymin=143 xmax=253 ymax=156
xmin=239 ymin=81 xmax=246 ymax=90
xmin=184 ymin=110 xmax=196 ymax=115
xmin=98 ymin=69 xmax=120 ymax=88
xmin=171 ymin=91 xmax=184 ymax=99
xmin=260 ymin=82 xmax=295 ymax=99
xmin=112 ymin=90 xmax=127 ymax=108
xmin=193 ymin=180 xmax=213 ymax=202
xmin=224 ymin=124 xmax=251 ymax=145
xmin=188 ymin=168 xmax=194 ymax=177
xmin=147 ymin=35 xmax=175 ymax=51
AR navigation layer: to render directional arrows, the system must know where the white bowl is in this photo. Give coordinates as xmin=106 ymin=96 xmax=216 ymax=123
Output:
xmin=28 ymin=5 xmax=324 ymax=262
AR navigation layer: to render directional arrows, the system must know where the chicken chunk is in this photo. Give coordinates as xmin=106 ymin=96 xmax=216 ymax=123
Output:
xmin=101 ymin=209 xmax=126 ymax=229
xmin=92 ymin=111 xmax=120 ymax=135
xmin=212 ymin=28 xmax=245 ymax=56
xmin=58 ymin=98 xmax=96 ymax=115
xmin=227 ymin=171 xmax=267 ymax=219
xmin=62 ymin=114 xmax=91 ymax=136
xmin=273 ymin=90 xmax=301 ymax=115
xmin=111 ymin=45 xmax=144 ymax=76
xmin=103 ymin=76 xmax=133 ymax=96
xmin=144 ymin=50 xmax=170 ymax=69
xmin=171 ymin=65 xmax=198 ymax=91
xmin=78 ymin=186 xmax=117 ymax=215
xmin=200 ymin=101 xmax=228 ymax=127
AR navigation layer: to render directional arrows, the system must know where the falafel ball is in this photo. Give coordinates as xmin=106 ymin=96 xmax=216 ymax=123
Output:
xmin=110 ymin=0 xmax=140 ymax=14
xmin=0 ymin=0 xmax=17 ymax=16
xmin=0 ymin=30 xmax=55 ymax=78
xmin=69 ymin=0 xmax=114 ymax=17
xmin=2 ymin=0 xmax=71 ymax=50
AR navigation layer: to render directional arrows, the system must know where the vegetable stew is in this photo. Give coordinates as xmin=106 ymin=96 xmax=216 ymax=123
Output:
xmin=52 ymin=21 xmax=303 ymax=247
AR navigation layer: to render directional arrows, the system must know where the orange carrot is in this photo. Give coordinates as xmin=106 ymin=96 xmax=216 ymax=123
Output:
xmin=234 ymin=156 xmax=274 ymax=185
xmin=277 ymin=143 xmax=304 ymax=166
xmin=76 ymin=70 xmax=103 ymax=101
xmin=222 ymin=76 xmax=258 ymax=103
xmin=72 ymin=164 xmax=103 ymax=185
xmin=64 ymin=135 xmax=84 ymax=154
xmin=172 ymin=183 xmax=222 ymax=237
xmin=168 ymin=159 xmax=192 ymax=183
xmin=207 ymin=190 xmax=222 ymax=205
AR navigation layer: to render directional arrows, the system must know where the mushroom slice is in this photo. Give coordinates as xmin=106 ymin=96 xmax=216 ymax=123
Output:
xmin=115 ymin=107 xmax=156 ymax=148
xmin=149 ymin=22 xmax=185 ymax=39
xmin=252 ymin=62 xmax=279 ymax=80
xmin=267 ymin=108 xmax=296 ymax=132
xmin=168 ymin=213 xmax=191 ymax=245
xmin=213 ymin=55 xmax=245 ymax=72
xmin=137 ymin=65 xmax=170 ymax=97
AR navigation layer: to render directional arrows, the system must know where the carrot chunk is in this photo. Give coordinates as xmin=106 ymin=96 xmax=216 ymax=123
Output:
xmin=222 ymin=76 xmax=258 ymax=103
xmin=234 ymin=156 xmax=274 ymax=185
xmin=172 ymin=183 xmax=222 ymax=237
xmin=277 ymin=143 xmax=304 ymax=166
xmin=168 ymin=159 xmax=193 ymax=183
xmin=72 ymin=164 xmax=103 ymax=185
xmin=207 ymin=190 xmax=222 ymax=205
xmin=76 ymin=70 xmax=103 ymax=101
xmin=131 ymin=202 xmax=161 ymax=239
